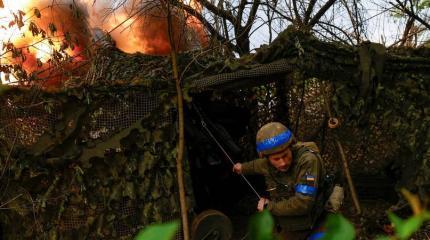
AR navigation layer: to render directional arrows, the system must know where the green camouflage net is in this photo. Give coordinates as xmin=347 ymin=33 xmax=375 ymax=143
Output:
xmin=0 ymin=43 xmax=229 ymax=240
xmin=187 ymin=29 xmax=430 ymax=200
xmin=0 ymin=28 xmax=429 ymax=239
xmin=0 ymin=84 xmax=194 ymax=239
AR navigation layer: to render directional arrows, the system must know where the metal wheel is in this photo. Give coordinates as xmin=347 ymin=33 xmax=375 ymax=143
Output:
xmin=191 ymin=209 xmax=233 ymax=240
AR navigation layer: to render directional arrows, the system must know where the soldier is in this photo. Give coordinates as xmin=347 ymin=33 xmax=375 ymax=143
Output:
xmin=233 ymin=122 xmax=326 ymax=240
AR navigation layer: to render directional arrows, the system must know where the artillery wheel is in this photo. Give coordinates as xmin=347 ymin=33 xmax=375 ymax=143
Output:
xmin=191 ymin=209 xmax=233 ymax=240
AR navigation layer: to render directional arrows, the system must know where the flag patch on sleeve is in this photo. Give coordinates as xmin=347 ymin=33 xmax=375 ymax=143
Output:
xmin=306 ymin=175 xmax=315 ymax=182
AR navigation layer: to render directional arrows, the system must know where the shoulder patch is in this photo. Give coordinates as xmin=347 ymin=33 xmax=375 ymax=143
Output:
xmin=306 ymin=174 xmax=315 ymax=182
xmin=295 ymin=184 xmax=317 ymax=196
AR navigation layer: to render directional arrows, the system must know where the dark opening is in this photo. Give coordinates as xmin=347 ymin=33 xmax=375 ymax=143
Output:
xmin=185 ymin=94 xmax=265 ymax=217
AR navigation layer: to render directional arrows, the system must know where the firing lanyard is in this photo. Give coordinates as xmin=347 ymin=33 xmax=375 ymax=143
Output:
xmin=193 ymin=104 xmax=261 ymax=199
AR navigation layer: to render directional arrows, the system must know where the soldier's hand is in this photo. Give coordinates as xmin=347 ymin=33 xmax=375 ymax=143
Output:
xmin=257 ymin=198 xmax=269 ymax=212
xmin=232 ymin=163 xmax=242 ymax=174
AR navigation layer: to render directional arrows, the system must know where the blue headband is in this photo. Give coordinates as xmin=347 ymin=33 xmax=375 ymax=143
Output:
xmin=256 ymin=129 xmax=292 ymax=153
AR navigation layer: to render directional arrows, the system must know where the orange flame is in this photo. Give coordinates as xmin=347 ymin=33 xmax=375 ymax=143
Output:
xmin=187 ymin=0 xmax=208 ymax=46
xmin=88 ymin=0 xmax=207 ymax=55
xmin=0 ymin=0 xmax=208 ymax=88
xmin=0 ymin=0 xmax=90 ymax=89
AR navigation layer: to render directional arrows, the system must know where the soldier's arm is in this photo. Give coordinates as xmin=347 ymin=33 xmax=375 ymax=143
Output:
xmin=241 ymin=158 xmax=269 ymax=175
xmin=267 ymin=153 xmax=322 ymax=216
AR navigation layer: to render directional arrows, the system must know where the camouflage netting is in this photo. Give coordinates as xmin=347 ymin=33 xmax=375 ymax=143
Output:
xmin=0 ymin=28 xmax=430 ymax=239
xmin=0 ymin=47 xmax=200 ymax=239
xmin=186 ymin=28 xmax=430 ymax=199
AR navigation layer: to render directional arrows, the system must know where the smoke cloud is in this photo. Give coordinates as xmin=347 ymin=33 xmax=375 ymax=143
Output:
xmin=5 ymin=0 xmax=91 ymax=88
xmin=1 ymin=0 xmax=208 ymax=87
xmin=84 ymin=0 xmax=208 ymax=55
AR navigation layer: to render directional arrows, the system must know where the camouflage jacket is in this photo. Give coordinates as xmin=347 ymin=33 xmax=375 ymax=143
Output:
xmin=241 ymin=142 xmax=325 ymax=231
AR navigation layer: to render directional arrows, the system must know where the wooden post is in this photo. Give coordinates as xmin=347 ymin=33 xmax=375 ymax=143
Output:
xmin=166 ymin=3 xmax=190 ymax=240
xmin=322 ymin=86 xmax=362 ymax=215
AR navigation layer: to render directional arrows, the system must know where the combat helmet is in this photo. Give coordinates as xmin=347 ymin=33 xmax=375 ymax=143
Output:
xmin=256 ymin=122 xmax=295 ymax=155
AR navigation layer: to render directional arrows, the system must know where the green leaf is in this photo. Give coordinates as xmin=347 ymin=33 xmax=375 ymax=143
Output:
xmin=418 ymin=0 xmax=430 ymax=10
xmin=320 ymin=214 xmax=355 ymax=240
xmin=248 ymin=210 xmax=276 ymax=240
xmin=398 ymin=217 xmax=422 ymax=239
xmin=388 ymin=212 xmax=403 ymax=230
xmin=134 ymin=221 xmax=179 ymax=240
xmin=389 ymin=212 xmax=428 ymax=240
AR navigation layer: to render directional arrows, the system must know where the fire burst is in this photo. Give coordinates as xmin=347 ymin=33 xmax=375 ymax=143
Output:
xmin=88 ymin=0 xmax=208 ymax=55
xmin=0 ymin=0 xmax=208 ymax=88
xmin=0 ymin=0 xmax=31 ymax=84
xmin=0 ymin=0 xmax=90 ymax=88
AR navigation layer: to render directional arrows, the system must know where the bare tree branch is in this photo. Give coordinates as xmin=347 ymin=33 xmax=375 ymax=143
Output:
xmin=244 ymin=0 xmax=261 ymax=32
xmin=341 ymin=0 xmax=361 ymax=43
xmin=260 ymin=2 xmax=294 ymax=22
xmin=308 ymin=0 xmax=337 ymax=27
xmin=172 ymin=0 xmax=239 ymax=52
xmin=197 ymin=0 xmax=237 ymax=24
xmin=389 ymin=25 xmax=427 ymax=48
xmin=236 ymin=0 xmax=247 ymax=29
xmin=264 ymin=0 xmax=279 ymax=43
xmin=292 ymin=0 xmax=303 ymax=25
xmin=220 ymin=1 xmax=230 ymax=41
xmin=303 ymin=0 xmax=317 ymax=24
xmin=317 ymin=21 xmax=355 ymax=45
xmin=392 ymin=0 xmax=430 ymax=30
xmin=400 ymin=17 xmax=415 ymax=46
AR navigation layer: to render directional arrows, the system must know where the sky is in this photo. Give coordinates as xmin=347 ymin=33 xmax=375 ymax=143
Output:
xmin=248 ymin=0 xmax=429 ymax=50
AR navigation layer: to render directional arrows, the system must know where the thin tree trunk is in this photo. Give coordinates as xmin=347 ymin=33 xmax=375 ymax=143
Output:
xmin=166 ymin=3 xmax=190 ymax=240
